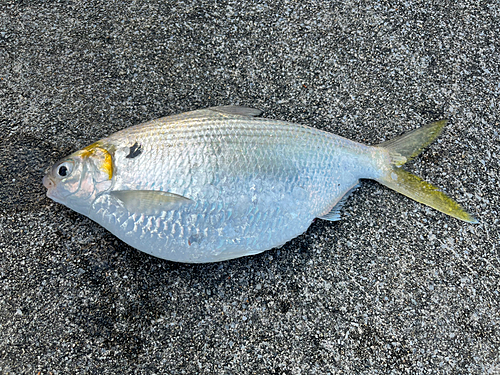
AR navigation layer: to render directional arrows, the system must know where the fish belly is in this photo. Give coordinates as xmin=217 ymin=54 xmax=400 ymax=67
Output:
xmin=90 ymin=115 xmax=379 ymax=262
xmin=90 ymin=175 xmax=317 ymax=262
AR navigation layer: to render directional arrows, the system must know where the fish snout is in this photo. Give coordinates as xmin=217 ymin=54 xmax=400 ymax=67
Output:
xmin=43 ymin=174 xmax=55 ymax=190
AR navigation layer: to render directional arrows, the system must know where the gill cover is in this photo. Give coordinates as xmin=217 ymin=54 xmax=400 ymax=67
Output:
xmin=76 ymin=142 xmax=114 ymax=180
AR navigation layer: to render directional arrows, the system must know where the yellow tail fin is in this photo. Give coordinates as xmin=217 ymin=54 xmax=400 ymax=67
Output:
xmin=375 ymin=121 xmax=478 ymax=223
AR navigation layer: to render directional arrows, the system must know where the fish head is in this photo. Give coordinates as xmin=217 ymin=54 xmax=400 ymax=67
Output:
xmin=43 ymin=142 xmax=114 ymax=215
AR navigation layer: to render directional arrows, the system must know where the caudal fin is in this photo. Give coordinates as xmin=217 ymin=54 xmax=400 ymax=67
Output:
xmin=375 ymin=121 xmax=478 ymax=223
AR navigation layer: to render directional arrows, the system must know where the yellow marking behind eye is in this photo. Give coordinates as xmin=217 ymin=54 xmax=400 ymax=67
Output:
xmin=76 ymin=142 xmax=114 ymax=179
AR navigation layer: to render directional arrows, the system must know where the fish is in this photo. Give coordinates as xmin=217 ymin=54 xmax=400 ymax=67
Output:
xmin=43 ymin=106 xmax=477 ymax=263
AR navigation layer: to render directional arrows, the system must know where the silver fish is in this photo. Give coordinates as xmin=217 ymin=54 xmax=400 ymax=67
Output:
xmin=43 ymin=106 xmax=477 ymax=263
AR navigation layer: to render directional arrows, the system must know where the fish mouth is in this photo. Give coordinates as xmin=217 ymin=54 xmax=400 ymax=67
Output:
xmin=42 ymin=175 xmax=55 ymax=191
xmin=42 ymin=175 xmax=63 ymax=203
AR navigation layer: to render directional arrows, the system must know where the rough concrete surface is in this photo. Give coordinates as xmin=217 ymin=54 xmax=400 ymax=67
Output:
xmin=1 ymin=1 xmax=499 ymax=374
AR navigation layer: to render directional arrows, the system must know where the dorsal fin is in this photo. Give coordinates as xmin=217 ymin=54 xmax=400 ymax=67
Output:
xmin=208 ymin=106 xmax=263 ymax=117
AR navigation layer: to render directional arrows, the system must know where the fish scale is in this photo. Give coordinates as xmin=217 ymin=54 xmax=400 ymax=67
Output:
xmin=43 ymin=106 xmax=477 ymax=263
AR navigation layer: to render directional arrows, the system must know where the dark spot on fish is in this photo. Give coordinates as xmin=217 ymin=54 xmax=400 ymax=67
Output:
xmin=126 ymin=142 xmax=142 ymax=159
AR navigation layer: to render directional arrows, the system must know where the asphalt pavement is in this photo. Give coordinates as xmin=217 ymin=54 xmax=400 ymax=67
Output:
xmin=1 ymin=1 xmax=499 ymax=374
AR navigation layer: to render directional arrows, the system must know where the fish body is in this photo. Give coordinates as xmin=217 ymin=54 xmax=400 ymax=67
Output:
xmin=43 ymin=106 xmax=476 ymax=263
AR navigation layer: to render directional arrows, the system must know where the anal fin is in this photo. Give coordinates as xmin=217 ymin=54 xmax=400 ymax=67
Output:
xmin=319 ymin=208 xmax=342 ymax=222
xmin=319 ymin=184 xmax=359 ymax=221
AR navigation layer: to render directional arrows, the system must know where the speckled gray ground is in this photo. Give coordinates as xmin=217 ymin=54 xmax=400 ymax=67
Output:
xmin=1 ymin=1 xmax=499 ymax=374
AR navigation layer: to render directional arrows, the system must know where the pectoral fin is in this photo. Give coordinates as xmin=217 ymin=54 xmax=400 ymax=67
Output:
xmin=110 ymin=190 xmax=194 ymax=215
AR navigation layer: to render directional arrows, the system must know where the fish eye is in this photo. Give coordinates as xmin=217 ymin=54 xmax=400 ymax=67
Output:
xmin=59 ymin=165 xmax=68 ymax=176
xmin=56 ymin=161 xmax=74 ymax=178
